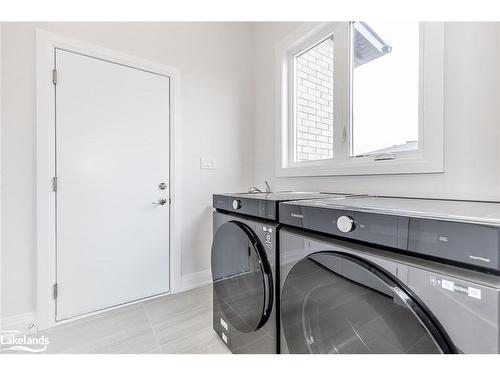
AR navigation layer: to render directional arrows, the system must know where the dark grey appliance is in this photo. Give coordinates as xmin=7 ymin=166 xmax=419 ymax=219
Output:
xmin=279 ymin=197 xmax=500 ymax=354
xmin=211 ymin=192 xmax=357 ymax=354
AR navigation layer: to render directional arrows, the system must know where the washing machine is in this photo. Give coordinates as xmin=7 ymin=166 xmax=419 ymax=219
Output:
xmin=210 ymin=192 xmax=357 ymax=353
xmin=279 ymin=196 xmax=500 ymax=354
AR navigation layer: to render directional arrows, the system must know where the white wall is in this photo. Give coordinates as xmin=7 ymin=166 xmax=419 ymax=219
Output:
xmin=0 ymin=23 xmax=3 ymax=323
xmin=254 ymin=22 xmax=500 ymax=201
xmin=1 ymin=22 xmax=255 ymax=320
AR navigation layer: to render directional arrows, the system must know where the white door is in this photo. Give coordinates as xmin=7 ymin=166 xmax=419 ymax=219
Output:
xmin=55 ymin=49 xmax=171 ymax=321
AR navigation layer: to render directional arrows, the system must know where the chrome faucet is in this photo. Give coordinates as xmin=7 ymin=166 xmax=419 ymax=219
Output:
xmin=248 ymin=180 xmax=271 ymax=194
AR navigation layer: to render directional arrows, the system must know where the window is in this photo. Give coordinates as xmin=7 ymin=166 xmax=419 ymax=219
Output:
xmin=276 ymin=22 xmax=444 ymax=176
xmin=350 ymin=21 xmax=419 ymax=157
xmin=293 ymin=36 xmax=334 ymax=162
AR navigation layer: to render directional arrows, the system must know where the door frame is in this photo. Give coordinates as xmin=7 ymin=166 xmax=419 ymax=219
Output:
xmin=35 ymin=29 xmax=182 ymax=330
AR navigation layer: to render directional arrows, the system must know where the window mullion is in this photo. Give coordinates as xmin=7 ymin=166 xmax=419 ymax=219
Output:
xmin=332 ymin=22 xmax=350 ymax=165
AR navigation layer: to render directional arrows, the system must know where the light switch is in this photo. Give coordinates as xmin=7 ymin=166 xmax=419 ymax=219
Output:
xmin=200 ymin=157 xmax=216 ymax=169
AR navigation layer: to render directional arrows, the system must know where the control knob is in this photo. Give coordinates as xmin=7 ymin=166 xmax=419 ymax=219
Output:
xmin=232 ymin=199 xmax=242 ymax=210
xmin=337 ymin=216 xmax=355 ymax=233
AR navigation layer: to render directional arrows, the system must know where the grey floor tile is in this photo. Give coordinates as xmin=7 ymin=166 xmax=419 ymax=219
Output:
xmin=161 ymin=326 xmax=222 ymax=354
xmin=188 ymin=335 xmax=232 ymax=354
xmin=45 ymin=304 xmax=155 ymax=354
xmin=83 ymin=326 xmax=158 ymax=354
xmin=151 ymin=304 xmax=213 ymax=346
xmin=143 ymin=345 xmax=163 ymax=354
xmin=30 ymin=285 xmax=225 ymax=355
xmin=143 ymin=285 xmax=212 ymax=325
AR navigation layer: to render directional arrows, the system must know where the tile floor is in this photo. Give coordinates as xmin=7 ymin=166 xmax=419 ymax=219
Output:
xmin=36 ymin=284 xmax=231 ymax=354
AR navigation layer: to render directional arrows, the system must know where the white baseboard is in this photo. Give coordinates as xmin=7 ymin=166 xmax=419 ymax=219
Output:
xmin=176 ymin=269 xmax=212 ymax=294
xmin=0 ymin=312 xmax=37 ymax=334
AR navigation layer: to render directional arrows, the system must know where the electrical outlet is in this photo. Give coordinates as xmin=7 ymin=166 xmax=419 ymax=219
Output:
xmin=200 ymin=157 xmax=216 ymax=169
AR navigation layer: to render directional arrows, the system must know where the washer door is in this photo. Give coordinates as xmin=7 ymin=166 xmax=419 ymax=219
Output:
xmin=211 ymin=221 xmax=273 ymax=333
xmin=281 ymin=251 xmax=455 ymax=354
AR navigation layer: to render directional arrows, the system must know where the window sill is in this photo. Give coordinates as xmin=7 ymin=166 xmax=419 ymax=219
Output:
xmin=276 ymin=153 xmax=444 ymax=177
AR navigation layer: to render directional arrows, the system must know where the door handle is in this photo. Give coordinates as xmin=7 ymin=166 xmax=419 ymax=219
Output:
xmin=152 ymin=198 xmax=167 ymax=206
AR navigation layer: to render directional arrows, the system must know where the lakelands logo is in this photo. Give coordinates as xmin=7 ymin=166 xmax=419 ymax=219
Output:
xmin=0 ymin=330 xmax=50 ymax=353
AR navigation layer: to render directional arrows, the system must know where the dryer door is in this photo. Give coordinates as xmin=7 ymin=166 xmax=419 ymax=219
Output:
xmin=211 ymin=221 xmax=273 ymax=333
xmin=281 ymin=251 xmax=455 ymax=354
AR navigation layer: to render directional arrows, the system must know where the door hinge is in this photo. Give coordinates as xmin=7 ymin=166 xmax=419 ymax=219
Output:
xmin=52 ymin=177 xmax=58 ymax=192
xmin=52 ymin=69 xmax=57 ymax=85
xmin=342 ymin=126 xmax=347 ymax=143
xmin=169 ymin=197 xmax=171 ymax=205
xmin=53 ymin=283 xmax=58 ymax=300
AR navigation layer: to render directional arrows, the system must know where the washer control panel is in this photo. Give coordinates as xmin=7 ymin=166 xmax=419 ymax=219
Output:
xmin=213 ymin=194 xmax=277 ymax=220
xmin=232 ymin=199 xmax=242 ymax=210
xmin=337 ymin=216 xmax=355 ymax=233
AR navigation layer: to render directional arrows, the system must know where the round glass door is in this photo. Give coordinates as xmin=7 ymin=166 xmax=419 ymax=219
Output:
xmin=281 ymin=252 xmax=454 ymax=354
xmin=211 ymin=221 xmax=273 ymax=333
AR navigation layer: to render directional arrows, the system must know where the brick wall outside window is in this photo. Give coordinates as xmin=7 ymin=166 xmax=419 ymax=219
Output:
xmin=294 ymin=37 xmax=334 ymax=162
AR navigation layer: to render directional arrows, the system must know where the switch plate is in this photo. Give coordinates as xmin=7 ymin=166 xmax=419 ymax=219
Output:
xmin=200 ymin=157 xmax=216 ymax=169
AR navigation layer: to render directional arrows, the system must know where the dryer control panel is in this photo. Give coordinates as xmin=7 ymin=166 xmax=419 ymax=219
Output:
xmin=280 ymin=199 xmax=500 ymax=273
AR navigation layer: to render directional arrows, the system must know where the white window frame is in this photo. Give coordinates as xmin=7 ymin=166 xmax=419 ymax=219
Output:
xmin=275 ymin=22 xmax=445 ymax=177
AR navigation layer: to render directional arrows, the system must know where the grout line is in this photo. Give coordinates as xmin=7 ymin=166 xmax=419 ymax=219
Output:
xmin=141 ymin=302 xmax=164 ymax=354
